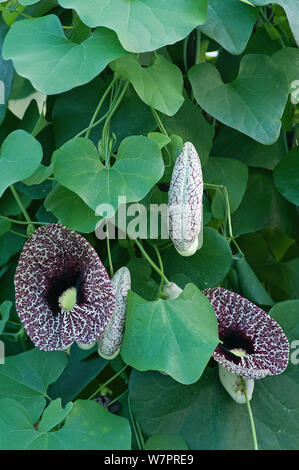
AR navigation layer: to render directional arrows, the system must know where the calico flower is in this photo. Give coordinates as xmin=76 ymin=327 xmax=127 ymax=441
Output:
xmin=168 ymin=142 xmax=203 ymax=257
xmin=97 ymin=266 xmax=131 ymax=360
xmin=203 ymin=287 xmax=289 ymax=380
xmin=14 ymin=224 xmax=115 ymax=351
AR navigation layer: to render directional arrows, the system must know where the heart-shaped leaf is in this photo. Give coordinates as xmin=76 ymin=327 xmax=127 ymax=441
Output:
xmin=0 ymin=348 xmax=67 ymax=422
xmin=0 ymin=398 xmax=131 ymax=450
xmin=58 ymin=0 xmax=207 ymax=53
xmin=53 ymin=135 xmax=164 ymax=213
xmin=198 ymin=0 xmax=258 ymax=54
xmin=0 ymin=130 xmax=42 ymax=198
xmin=188 ymin=55 xmax=289 ymax=144
xmin=121 ymin=283 xmax=219 ymax=385
xmin=2 ymin=15 xmax=128 ymax=94
xmin=110 ymin=55 xmax=184 ymax=116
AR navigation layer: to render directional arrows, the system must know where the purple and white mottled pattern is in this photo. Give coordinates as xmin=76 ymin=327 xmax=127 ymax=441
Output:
xmin=97 ymin=266 xmax=131 ymax=360
xmin=14 ymin=224 xmax=116 ymax=351
xmin=203 ymin=287 xmax=289 ymax=379
xmin=168 ymin=142 xmax=203 ymax=254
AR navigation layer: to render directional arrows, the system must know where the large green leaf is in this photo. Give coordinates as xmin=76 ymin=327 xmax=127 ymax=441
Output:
xmin=121 ymin=284 xmax=219 ymax=384
xmin=162 ymin=227 xmax=232 ymax=290
xmin=0 ymin=19 xmax=14 ymax=125
xmin=211 ymin=125 xmax=285 ymax=170
xmin=162 ymin=98 xmax=214 ymax=166
xmin=272 ymin=48 xmax=299 ymax=87
xmin=44 ymin=184 xmax=101 ymax=233
xmin=129 ymin=365 xmax=299 ymax=450
xmin=53 ymin=135 xmax=164 ymax=213
xmin=58 ymin=0 xmax=207 ymax=53
xmin=188 ymin=55 xmax=289 ymax=144
xmin=0 ymin=130 xmax=42 ymax=198
xmin=0 ymin=348 xmax=67 ymax=422
xmin=0 ymin=398 xmax=131 ymax=450
xmin=110 ymin=55 xmax=184 ymax=116
xmin=203 ymin=157 xmax=248 ymax=219
xmin=273 ymin=148 xmax=299 ymax=206
xmin=145 ymin=434 xmax=188 ymax=450
xmin=2 ymin=15 xmax=128 ymax=94
xmin=231 ymin=169 xmax=299 ymax=239
xmin=198 ymin=0 xmax=258 ymax=54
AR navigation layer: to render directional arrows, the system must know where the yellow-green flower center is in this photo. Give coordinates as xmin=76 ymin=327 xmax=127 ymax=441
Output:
xmin=58 ymin=287 xmax=77 ymax=312
xmin=230 ymin=348 xmax=247 ymax=358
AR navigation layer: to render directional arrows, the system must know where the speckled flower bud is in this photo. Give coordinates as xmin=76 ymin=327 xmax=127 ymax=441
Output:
xmin=168 ymin=142 xmax=203 ymax=256
xmin=163 ymin=282 xmax=183 ymax=300
xmin=218 ymin=365 xmax=254 ymax=404
xmin=97 ymin=267 xmax=131 ymax=360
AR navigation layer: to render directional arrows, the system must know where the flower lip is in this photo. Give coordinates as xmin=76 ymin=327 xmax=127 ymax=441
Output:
xmin=203 ymin=287 xmax=290 ymax=379
xmin=14 ymin=224 xmax=116 ymax=351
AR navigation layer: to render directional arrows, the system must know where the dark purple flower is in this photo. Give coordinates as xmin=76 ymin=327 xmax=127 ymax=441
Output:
xmin=203 ymin=287 xmax=289 ymax=379
xmin=14 ymin=224 xmax=115 ymax=351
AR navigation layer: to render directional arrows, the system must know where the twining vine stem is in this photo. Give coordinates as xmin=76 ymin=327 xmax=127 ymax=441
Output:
xmin=134 ymin=239 xmax=170 ymax=286
xmin=241 ymin=377 xmax=259 ymax=450
xmin=88 ymin=364 xmax=128 ymax=401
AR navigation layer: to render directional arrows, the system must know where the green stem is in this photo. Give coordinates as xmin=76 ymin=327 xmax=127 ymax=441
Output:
xmin=9 ymin=229 xmax=29 ymax=239
xmin=151 ymin=108 xmax=169 ymax=137
xmin=128 ymin=398 xmax=143 ymax=450
xmin=75 ymin=111 xmax=110 ymax=138
xmin=194 ymin=29 xmax=201 ymax=65
xmin=106 ymin=224 xmax=114 ymax=278
xmin=241 ymin=377 xmax=259 ymax=450
xmin=183 ymin=35 xmax=189 ymax=73
xmin=0 ymin=215 xmax=46 ymax=226
xmin=154 ymin=245 xmax=165 ymax=299
xmin=85 ymin=75 xmax=119 ymax=139
xmin=109 ymin=388 xmax=128 ymax=407
xmin=9 ymin=185 xmax=32 ymax=226
xmin=135 ymin=239 xmax=170 ymax=285
xmin=102 ymin=81 xmax=129 ymax=135
xmin=88 ymin=364 xmax=128 ymax=400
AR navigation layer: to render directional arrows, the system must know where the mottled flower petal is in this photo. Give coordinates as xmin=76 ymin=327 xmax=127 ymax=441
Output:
xmin=203 ymin=287 xmax=289 ymax=379
xmin=97 ymin=266 xmax=131 ymax=360
xmin=168 ymin=141 xmax=203 ymax=256
xmin=14 ymin=224 xmax=115 ymax=351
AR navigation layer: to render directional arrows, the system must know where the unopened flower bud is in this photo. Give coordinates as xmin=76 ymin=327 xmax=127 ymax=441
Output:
xmin=97 ymin=267 xmax=131 ymax=360
xmin=218 ymin=365 xmax=254 ymax=404
xmin=168 ymin=142 xmax=203 ymax=257
xmin=163 ymin=282 xmax=183 ymax=300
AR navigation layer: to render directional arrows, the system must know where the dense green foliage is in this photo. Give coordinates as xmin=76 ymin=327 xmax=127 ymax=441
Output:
xmin=0 ymin=0 xmax=298 ymax=450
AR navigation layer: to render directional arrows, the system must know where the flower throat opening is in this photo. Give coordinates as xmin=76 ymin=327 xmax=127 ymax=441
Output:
xmin=219 ymin=330 xmax=255 ymax=364
xmin=45 ymin=270 xmax=85 ymax=315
